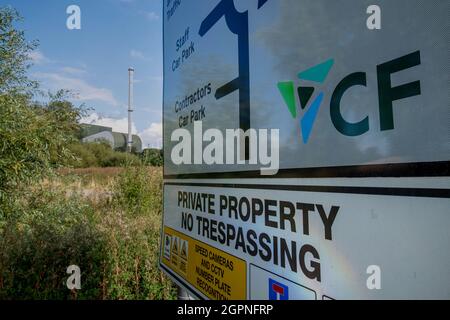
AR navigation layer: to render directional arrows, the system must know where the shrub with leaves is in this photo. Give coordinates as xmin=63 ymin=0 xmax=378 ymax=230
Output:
xmin=0 ymin=187 xmax=108 ymax=300
xmin=0 ymin=7 xmax=83 ymax=212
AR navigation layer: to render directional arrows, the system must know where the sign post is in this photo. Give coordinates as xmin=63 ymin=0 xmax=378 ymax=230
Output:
xmin=160 ymin=0 xmax=450 ymax=300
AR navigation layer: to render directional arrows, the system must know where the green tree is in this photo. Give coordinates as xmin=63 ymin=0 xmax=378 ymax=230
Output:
xmin=0 ymin=7 xmax=82 ymax=212
xmin=0 ymin=7 xmax=37 ymax=94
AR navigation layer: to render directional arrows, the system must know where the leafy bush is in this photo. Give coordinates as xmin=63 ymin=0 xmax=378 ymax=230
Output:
xmin=0 ymin=167 xmax=175 ymax=300
xmin=66 ymin=143 xmax=99 ymax=168
xmin=114 ymin=166 xmax=160 ymax=215
xmin=141 ymin=148 xmax=163 ymax=166
xmin=0 ymin=7 xmax=83 ymax=211
xmin=66 ymin=142 xmax=142 ymax=168
xmin=105 ymin=166 xmax=171 ymax=299
xmin=101 ymin=152 xmax=141 ymax=168
xmin=0 ymin=94 xmax=82 ymax=197
xmin=0 ymin=188 xmax=108 ymax=299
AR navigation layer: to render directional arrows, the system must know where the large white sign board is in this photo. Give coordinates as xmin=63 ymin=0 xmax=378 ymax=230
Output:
xmin=162 ymin=183 xmax=450 ymax=299
xmin=160 ymin=0 xmax=450 ymax=300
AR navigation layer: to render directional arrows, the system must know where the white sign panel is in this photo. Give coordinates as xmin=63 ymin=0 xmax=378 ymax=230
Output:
xmin=163 ymin=0 xmax=450 ymax=178
xmin=161 ymin=183 xmax=450 ymax=299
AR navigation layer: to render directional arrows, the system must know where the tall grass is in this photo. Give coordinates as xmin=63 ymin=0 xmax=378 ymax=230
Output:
xmin=0 ymin=166 xmax=175 ymax=300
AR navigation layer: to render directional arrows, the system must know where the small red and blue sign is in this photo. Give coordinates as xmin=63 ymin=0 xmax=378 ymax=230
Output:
xmin=269 ymin=278 xmax=289 ymax=300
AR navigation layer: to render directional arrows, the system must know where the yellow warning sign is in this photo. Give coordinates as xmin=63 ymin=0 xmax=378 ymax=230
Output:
xmin=162 ymin=227 xmax=246 ymax=300
xmin=172 ymin=237 xmax=179 ymax=255
xmin=180 ymin=240 xmax=188 ymax=260
xmin=170 ymin=236 xmax=179 ymax=267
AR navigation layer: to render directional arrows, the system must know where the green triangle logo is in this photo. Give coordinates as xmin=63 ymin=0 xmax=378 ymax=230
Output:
xmin=298 ymin=59 xmax=334 ymax=83
xmin=277 ymin=81 xmax=296 ymax=118
xmin=297 ymin=86 xmax=314 ymax=109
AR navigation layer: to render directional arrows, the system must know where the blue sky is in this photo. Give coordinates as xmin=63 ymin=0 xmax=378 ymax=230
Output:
xmin=9 ymin=0 xmax=163 ymax=148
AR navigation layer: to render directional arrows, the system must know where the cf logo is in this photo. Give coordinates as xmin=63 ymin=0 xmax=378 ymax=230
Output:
xmin=331 ymin=51 xmax=421 ymax=136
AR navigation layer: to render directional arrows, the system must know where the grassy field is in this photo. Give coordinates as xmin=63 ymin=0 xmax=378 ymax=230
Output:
xmin=0 ymin=166 xmax=176 ymax=300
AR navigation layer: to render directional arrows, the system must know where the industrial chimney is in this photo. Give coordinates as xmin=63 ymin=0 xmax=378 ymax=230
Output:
xmin=127 ymin=67 xmax=134 ymax=153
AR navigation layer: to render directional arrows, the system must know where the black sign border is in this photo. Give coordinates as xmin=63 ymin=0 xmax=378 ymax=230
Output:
xmin=163 ymin=161 xmax=450 ymax=180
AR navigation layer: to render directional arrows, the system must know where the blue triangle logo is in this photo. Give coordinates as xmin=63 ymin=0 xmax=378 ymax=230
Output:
xmin=300 ymin=92 xmax=324 ymax=143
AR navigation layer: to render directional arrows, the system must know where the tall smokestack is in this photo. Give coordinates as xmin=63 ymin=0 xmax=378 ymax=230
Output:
xmin=127 ymin=67 xmax=134 ymax=153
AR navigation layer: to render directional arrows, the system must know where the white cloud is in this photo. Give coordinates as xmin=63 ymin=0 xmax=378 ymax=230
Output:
xmin=81 ymin=113 xmax=137 ymax=134
xmin=139 ymin=122 xmax=162 ymax=149
xmin=149 ymin=75 xmax=163 ymax=83
xmin=130 ymin=49 xmax=150 ymax=61
xmin=33 ymin=72 xmax=118 ymax=106
xmin=60 ymin=66 xmax=87 ymax=76
xmin=28 ymin=50 xmax=50 ymax=65
xmin=142 ymin=11 xmax=159 ymax=21
xmin=140 ymin=107 xmax=162 ymax=116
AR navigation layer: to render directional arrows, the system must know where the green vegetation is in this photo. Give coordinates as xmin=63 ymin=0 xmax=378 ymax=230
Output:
xmin=67 ymin=141 xmax=142 ymax=168
xmin=141 ymin=148 xmax=164 ymax=167
xmin=0 ymin=7 xmax=174 ymax=299
xmin=0 ymin=7 xmax=82 ymax=206
xmin=63 ymin=143 xmax=163 ymax=169
xmin=0 ymin=167 xmax=175 ymax=300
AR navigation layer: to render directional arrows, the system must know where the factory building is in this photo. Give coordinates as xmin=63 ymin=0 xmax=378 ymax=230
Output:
xmin=80 ymin=124 xmax=142 ymax=153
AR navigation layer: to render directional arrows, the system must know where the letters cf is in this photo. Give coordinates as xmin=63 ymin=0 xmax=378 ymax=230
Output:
xmin=330 ymin=51 xmax=421 ymax=136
